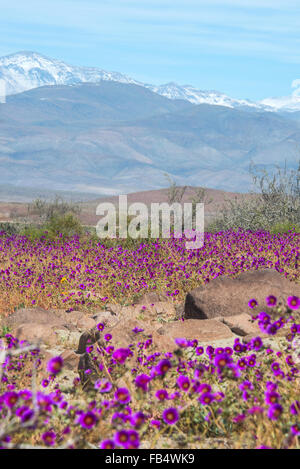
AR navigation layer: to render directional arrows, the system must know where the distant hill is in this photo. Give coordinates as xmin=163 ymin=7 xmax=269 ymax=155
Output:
xmin=0 ymin=186 xmax=254 ymax=227
xmin=1 ymin=80 xmax=300 ymax=194
xmin=79 ymin=186 xmax=255 ymax=226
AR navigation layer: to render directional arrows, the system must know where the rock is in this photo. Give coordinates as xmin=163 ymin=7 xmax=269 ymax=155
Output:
xmin=92 ymin=310 xmax=119 ymax=328
xmin=76 ymin=327 xmax=101 ymax=354
xmin=219 ymin=313 xmax=262 ymax=336
xmin=184 ymin=269 xmax=300 ymax=320
xmin=103 ymin=303 xmax=123 ymax=316
xmin=14 ymin=323 xmax=59 ymax=347
xmin=150 ymin=302 xmax=177 ymax=319
xmin=152 ymin=319 xmax=234 ymax=352
xmin=75 ymin=317 xmax=96 ymax=331
xmin=135 ymin=292 xmax=168 ymax=305
xmin=38 ymin=349 xmax=80 ymax=390
xmin=60 ymin=350 xmax=81 ymax=371
xmin=4 ymin=307 xmax=67 ymax=328
xmin=106 ymin=318 xmax=155 ymax=348
xmin=174 ymin=303 xmax=184 ymax=319
xmin=115 ymin=302 xmax=176 ymax=326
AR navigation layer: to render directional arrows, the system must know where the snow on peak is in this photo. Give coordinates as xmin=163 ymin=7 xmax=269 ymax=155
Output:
xmin=0 ymin=50 xmax=297 ymax=113
xmin=142 ymin=81 xmax=265 ymax=111
xmin=0 ymin=51 xmax=141 ymax=96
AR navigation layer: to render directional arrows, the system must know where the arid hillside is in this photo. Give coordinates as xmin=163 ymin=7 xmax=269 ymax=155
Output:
xmin=0 ymin=186 xmax=255 ymax=227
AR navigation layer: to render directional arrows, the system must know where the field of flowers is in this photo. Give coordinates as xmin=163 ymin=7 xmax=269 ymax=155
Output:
xmin=0 ymin=229 xmax=299 ymax=449
xmin=0 ymin=229 xmax=299 ymax=315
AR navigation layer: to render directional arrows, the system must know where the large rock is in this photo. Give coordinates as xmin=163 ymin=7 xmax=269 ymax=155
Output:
xmin=184 ymin=269 xmax=300 ymax=320
xmin=105 ymin=318 xmax=155 ymax=348
xmin=92 ymin=310 xmax=119 ymax=328
xmin=152 ymin=319 xmax=234 ymax=352
xmin=3 ymin=307 xmax=89 ymax=331
xmin=219 ymin=313 xmax=262 ymax=337
xmin=14 ymin=323 xmax=59 ymax=347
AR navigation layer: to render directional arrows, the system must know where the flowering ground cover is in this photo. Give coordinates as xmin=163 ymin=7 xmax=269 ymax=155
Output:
xmin=0 ymin=297 xmax=299 ymax=449
xmin=0 ymin=229 xmax=299 ymax=449
xmin=0 ymin=229 xmax=299 ymax=316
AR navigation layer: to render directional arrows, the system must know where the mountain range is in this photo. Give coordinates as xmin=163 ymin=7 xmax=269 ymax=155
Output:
xmin=0 ymin=51 xmax=300 ymax=196
xmin=2 ymin=51 xmax=299 ymax=111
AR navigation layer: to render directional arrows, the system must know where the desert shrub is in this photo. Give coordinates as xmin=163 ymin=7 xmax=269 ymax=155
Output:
xmin=20 ymin=213 xmax=83 ymax=241
xmin=45 ymin=213 xmax=83 ymax=238
xmin=27 ymin=195 xmax=81 ymax=223
xmin=0 ymin=222 xmax=18 ymax=236
xmin=209 ymin=163 xmax=300 ymax=232
xmin=21 ymin=196 xmax=84 ymax=241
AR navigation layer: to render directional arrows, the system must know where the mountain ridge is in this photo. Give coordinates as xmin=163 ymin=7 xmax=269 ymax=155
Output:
xmin=1 ymin=80 xmax=300 ymax=195
xmin=0 ymin=50 xmax=278 ymax=111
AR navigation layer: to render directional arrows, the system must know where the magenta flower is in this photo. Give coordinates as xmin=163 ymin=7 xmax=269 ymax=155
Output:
xmin=15 ymin=405 xmax=34 ymax=423
xmin=114 ymin=430 xmax=130 ymax=447
xmin=291 ymin=424 xmax=300 ymax=436
xmin=130 ymin=411 xmax=147 ymax=428
xmin=112 ymin=347 xmax=131 ymax=364
xmin=250 ymin=337 xmax=263 ymax=351
xmin=196 ymin=346 xmax=204 ymax=355
xmin=198 ymin=392 xmax=215 ymax=406
xmin=198 ymin=383 xmax=212 ymax=394
xmin=78 ymin=411 xmax=98 ymax=429
xmin=267 ymin=403 xmax=283 ymax=420
xmin=99 ymin=439 xmax=115 ymax=449
xmin=155 ymin=389 xmax=169 ymax=401
xmin=248 ymin=298 xmax=258 ymax=309
xmin=3 ymin=391 xmax=19 ymax=408
xmin=174 ymin=338 xmax=189 ymax=348
xmin=126 ymin=430 xmax=140 ymax=449
xmin=248 ymin=406 xmax=264 ymax=415
xmin=42 ymin=431 xmax=56 ymax=446
xmin=47 ymin=356 xmax=63 ymax=375
xmin=176 ymin=375 xmax=190 ymax=392
xmin=155 ymin=359 xmax=172 ymax=376
xmin=114 ymin=387 xmax=131 ymax=404
xmin=290 ymin=400 xmax=300 ymax=415
xmin=265 ymin=391 xmax=281 ymax=405
xmin=214 ymin=353 xmax=233 ymax=368
xmin=265 ymin=295 xmax=277 ymax=307
xmin=135 ymin=374 xmax=151 ymax=392
xmin=94 ymin=378 xmax=113 ymax=393
xmin=162 ymin=407 xmax=179 ymax=425
xmin=233 ymin=413 xmax=246 ymax=423
xmin=287 ymin=296 xmax=300 ymax=310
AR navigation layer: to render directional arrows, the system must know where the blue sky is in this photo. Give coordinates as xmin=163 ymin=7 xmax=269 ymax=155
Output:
xmin=1 ymin=0 xmax=300 ymax=100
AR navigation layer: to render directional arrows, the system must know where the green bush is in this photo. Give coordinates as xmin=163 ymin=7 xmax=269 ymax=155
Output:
xmin=269 ymin=221 xmax=300 ymax=234
xmin=20 ymin=213 xmax=83 ymax=241
xmin=0 ymin=222 xmax=18 ymax=236
xmin=45 ymin=213 xmax=83 ymax=238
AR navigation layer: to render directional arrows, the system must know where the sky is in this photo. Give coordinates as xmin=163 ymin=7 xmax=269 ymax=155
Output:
xmin=1 ymin=0 xmax=300 ymax=101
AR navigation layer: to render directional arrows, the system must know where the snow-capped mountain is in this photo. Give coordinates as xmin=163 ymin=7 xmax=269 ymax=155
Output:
xmin=0 ymin=50 xmax=299 ymax=113
xmin=0 ymin=51 xmax=263 ymax=110
xmin=259 ymin=95 xmax=300 ymax=112
xmin=0 ymin=51 xmax=142 ymax=96
xmin=145 ymin=82 xmax=262 ymax=110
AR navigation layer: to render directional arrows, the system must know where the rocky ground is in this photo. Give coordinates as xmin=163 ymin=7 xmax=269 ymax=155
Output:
xmin=1 ymin=269 xmax=298 ymax=397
